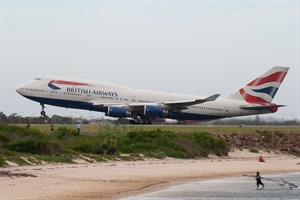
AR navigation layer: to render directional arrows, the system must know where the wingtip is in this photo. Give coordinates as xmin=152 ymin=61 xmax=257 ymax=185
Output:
xmin=206 ymin=94 xmax=221 ymax=101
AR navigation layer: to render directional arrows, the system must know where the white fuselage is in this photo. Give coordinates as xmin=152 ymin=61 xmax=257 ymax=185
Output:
xmin=16 ymin=76 xmax=274 ymax=121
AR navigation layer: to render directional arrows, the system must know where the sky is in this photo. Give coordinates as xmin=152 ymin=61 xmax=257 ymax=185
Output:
xmin=0 ymin=0 xmax=299 ymax=120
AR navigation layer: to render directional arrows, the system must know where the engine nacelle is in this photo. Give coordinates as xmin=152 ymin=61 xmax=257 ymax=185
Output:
xmin=106 ymin=106 xmax=131 ymax=118
xmin=144 ymin=105 xmax=168 ymax=117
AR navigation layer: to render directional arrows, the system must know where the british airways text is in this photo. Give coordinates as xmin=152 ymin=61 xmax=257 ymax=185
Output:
xmin=66 ymin=87 xmax=118 ymax=97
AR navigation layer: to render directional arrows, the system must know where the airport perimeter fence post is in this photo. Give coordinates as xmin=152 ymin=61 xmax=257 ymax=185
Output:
xmin=288 ymin=130 xmax=290 ymax=152
xmin=255 ymin=131 xmax=257 ymax=148
xmin=272 ymin=132 xmax=275 ymax=149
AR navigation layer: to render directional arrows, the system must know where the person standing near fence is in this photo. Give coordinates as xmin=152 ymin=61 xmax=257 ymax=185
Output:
xmin=77 ymin=122 xmax=81 ymax=132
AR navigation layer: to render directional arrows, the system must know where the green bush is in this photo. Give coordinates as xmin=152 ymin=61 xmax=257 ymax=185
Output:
xmin=3 ymin=139 xmax=64 ymax=154
xmin=117 ymin=130 xmax=229 ymax=158
xmin=74 ymin=142 xmax=117 ymax=155
xmin=0 ymin=133 xmax=10 ymax=143
xmin=54 ymin=127 xmax=79 ymax=139
xmin=249 ymin=148 xmax=259 ymax=153
xmin=256 ymin=130 xmax=273 ymax=141
xmin=0 ymin=122 xmax=41 ymax=136
xmin=166 ymin=151 xmax=189 ymax=158
xmin=0 ymin=155 xmax=6 ymax=167
xmin=107 ymin=146 xmax=117 ymax=155
xmin=0 ymin=123 xmax=230 ymax=165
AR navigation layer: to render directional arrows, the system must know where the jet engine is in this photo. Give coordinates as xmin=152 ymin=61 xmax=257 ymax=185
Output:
xmin=106 ymin=106 xmax=131 ymax=117
xmin=144 ymin=105 xmax=168 ymax=117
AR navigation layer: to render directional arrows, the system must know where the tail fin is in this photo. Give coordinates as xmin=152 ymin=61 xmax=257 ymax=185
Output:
xmin=228 ymin=66 xmax=289 ymax=104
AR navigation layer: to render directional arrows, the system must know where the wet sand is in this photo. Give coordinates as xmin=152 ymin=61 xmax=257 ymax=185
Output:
xmin=122 ymin=172 xmax=300 ymax=200
xmin=0 ymin=150 xmax=299 ymax=200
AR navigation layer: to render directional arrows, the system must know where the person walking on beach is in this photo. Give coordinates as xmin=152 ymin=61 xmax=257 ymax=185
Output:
xmin=256 ymin=171 xmax=264 ymax=189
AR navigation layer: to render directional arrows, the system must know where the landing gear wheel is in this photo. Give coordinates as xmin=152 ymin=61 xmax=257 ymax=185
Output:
xmin=41 ymin=111 xmax=46 ymax=116
xmin=40 ymin=103 xmax=46 ymax=116
xmin=142 ymin=120 xmax=152 ymax=125
xmin=129 ymin=119 xmax=137 ymax=124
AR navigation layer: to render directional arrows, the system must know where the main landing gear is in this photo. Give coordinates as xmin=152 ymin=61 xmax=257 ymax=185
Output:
xmin=40 ymin=103 xmax=46 ymax=116
xmin=129 ymin=119 xmax=152 ymax=125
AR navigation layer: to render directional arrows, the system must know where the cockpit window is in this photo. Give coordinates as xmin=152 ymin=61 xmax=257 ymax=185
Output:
xmin=34 ymin=78 xmax=41 ymax=80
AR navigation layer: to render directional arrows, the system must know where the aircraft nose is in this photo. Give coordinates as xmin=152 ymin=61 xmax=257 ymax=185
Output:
xmin=15 ymin=86 xmax=21 ymax=94
xmin=15 ymin=84 xmax=24 ymax=95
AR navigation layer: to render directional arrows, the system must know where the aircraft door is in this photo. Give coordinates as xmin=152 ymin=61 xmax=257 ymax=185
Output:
xmin=131 ymin=96 xmax=136 ymax=102
xmin=223 ymin=106 xmax=230 ymax=116
xmin=48 ymin=90 xmax=56 ymax=97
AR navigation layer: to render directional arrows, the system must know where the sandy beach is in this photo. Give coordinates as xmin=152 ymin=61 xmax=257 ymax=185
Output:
xmin=1 ymin=150 xmax=299 ymax=200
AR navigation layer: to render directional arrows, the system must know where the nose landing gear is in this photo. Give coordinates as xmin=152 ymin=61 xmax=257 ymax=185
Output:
xmin=40 ymin=103 xmax=46 ymax=116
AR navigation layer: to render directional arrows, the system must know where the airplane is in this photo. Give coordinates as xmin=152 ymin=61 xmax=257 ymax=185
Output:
xmin=16 ymin=66 xmax=289 ymax=124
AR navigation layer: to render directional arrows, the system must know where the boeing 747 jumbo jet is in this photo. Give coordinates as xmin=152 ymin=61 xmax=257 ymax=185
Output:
xmin=16 ymin=67 xmax=289 ymax=124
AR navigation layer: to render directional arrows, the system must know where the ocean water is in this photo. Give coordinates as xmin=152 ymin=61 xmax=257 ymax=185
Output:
xmin=122 ymin=172 xmax=300 ymax=200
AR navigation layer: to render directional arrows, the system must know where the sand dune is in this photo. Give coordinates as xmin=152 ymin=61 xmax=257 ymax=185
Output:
xmin=0 ymin=150 xmax=299 ymax=200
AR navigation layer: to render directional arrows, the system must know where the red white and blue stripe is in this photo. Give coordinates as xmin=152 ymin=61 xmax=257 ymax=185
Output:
xmin=48 ymin=80 xmax=90 ymax=90
xmin=238 ymin=67 xmax=289 ymax=104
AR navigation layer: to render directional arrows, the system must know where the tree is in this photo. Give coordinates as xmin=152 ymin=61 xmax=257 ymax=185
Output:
xmin=0 ymin=112 xmax=7 ymax=122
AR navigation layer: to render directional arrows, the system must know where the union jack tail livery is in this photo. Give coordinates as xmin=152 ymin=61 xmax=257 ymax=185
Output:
xmin=228 ymin=66 xmax=289 ymax=104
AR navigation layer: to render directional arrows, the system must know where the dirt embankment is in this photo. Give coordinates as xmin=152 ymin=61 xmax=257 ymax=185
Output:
xmin=214 ymin=132 xmax=300 ymax=155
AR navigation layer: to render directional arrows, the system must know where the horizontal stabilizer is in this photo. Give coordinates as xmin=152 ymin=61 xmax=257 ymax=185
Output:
xmin=240 ymin=104 xmax=285 ymax=110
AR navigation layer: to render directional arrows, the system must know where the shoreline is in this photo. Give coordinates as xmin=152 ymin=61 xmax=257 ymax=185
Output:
xmin=121 ymin=172 xmax=300 ymax=200
xmin=1 ymin=150 xmax=299 ymax=200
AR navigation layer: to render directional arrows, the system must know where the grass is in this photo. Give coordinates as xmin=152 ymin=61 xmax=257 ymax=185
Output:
xmin=0 ymin=123 xmax=229 ymax=167
xmin=1 ymin=123 xmax=299 ymax=167
xmin=28 ymin=124 xmax=300 ymax=135
xmin=117 ymin=129 xmax=228 ymax=158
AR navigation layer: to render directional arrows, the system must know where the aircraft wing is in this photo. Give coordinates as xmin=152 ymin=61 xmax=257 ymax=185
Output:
xmin=92 ymin=102 xmax=150 ymax=107
xmin=91 ymin=102 xmax=147 ymax=112
xmin=91 ymin=94 xmax=220 ymax=111
xmin=91 ymin=102 xmax=123 ymax=108
xmin=162 ymin=94 xmax=220 ymax=109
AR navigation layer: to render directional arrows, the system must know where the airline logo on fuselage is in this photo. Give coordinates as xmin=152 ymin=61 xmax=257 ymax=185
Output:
xmin=48 ymin=80 xmax=90 ymax=90
xmin=48 ymin=80 xmax=118 ymax=97
xmin=66 ymin=87 xmax=118 ymax=97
